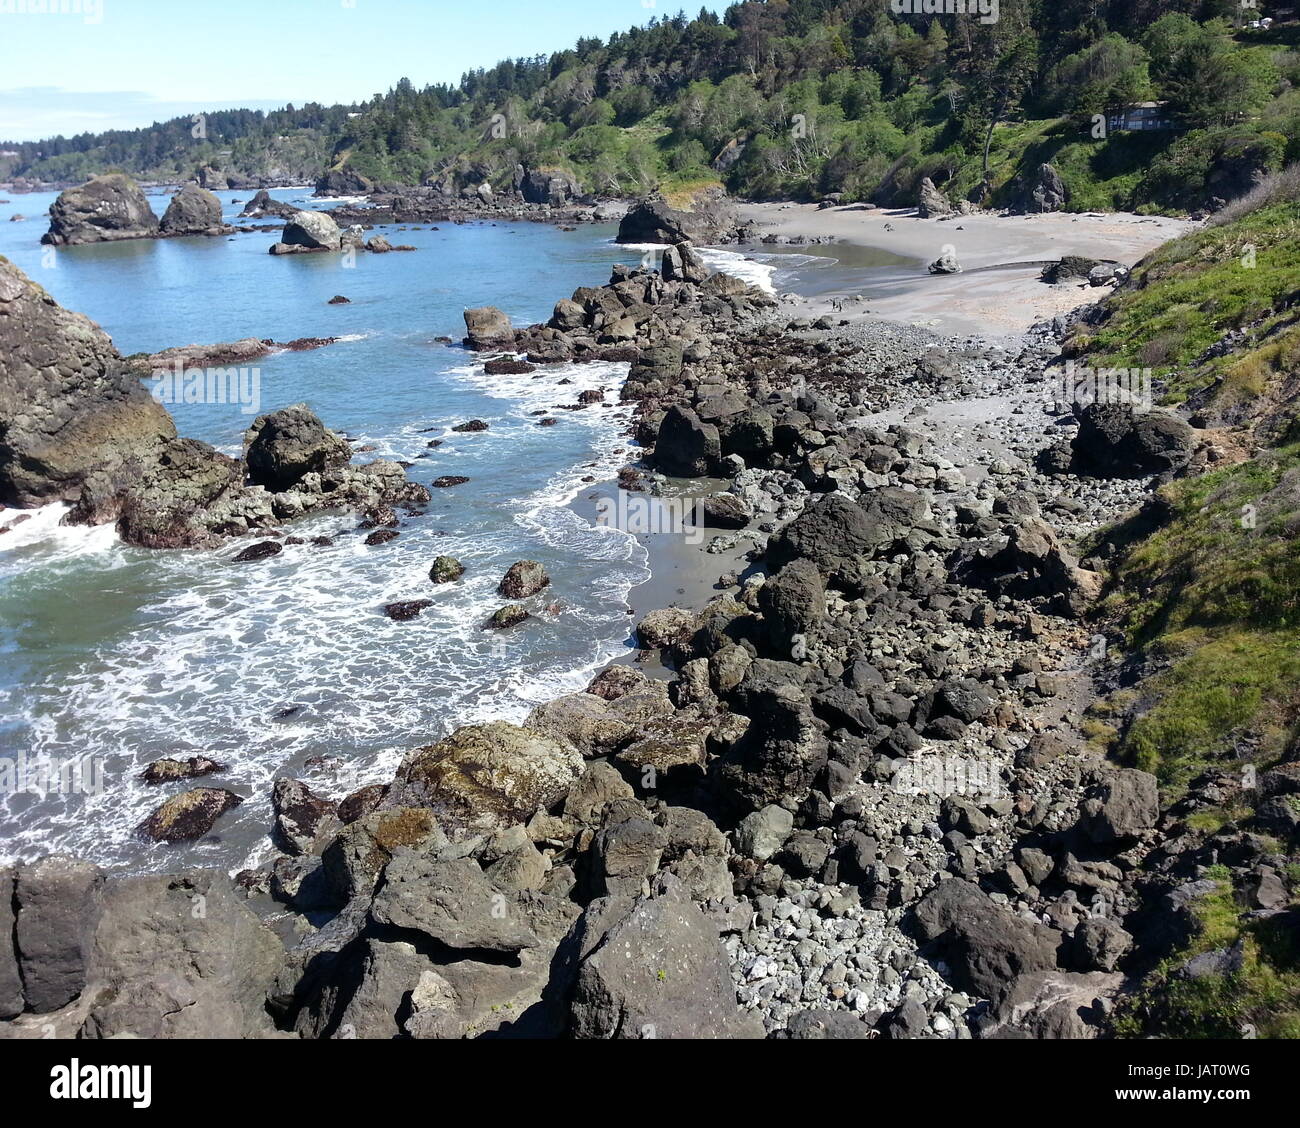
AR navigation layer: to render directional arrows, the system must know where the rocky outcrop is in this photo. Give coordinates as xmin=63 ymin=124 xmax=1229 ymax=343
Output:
xmin=159 ymin=184 xmax=227 ymax=236
xmin=0 ymin=256 xmax=176 ymax=508
xmin=616 ymin=190 xmax=741 ymax=246
xmin=462 ymin=306 xmax=514 ymax=351
xmin=245 ymin=403 xmax=351 ymax=491
xmin=1069 ymin=403 xmax=1198 ymax=478
xmin=517 ymin=166 xmax=580 ymax=207
xmin=386 ymin=722 xmax=585 ymax=834
xmin=1012 ymin=162 xmax=1069 ymax=214
xmin=314 ymin=166 xmax=374 ymax=197
xmin=270 ymin=210 xmax=343 ymax=254
xmin=42 ymin=174 xmax=159 ymax=245
xmin=137 ymin=787 xmax=244 ymax=843
xmin=239 ymin=189 xmax=299 ymax=219
xmin=917 ymin=177 xmax=954 ymax=218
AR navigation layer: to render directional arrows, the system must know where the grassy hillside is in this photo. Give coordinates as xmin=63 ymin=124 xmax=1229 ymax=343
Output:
xmin=1074 ymin=173 xmax=1300 ymax=1038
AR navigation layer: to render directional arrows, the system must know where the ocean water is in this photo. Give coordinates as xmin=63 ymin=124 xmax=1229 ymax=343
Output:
xmin=0 ymin=188 xmax=658 ymax=873
xmin=0 ymin=187 xmax=912 ymax=875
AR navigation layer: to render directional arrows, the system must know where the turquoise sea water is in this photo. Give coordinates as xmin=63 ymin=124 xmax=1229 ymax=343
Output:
xmin=0 ymin=187 xmax=652 ymax=872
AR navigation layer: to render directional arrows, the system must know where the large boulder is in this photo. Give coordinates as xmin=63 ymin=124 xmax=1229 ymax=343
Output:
xmin=499 ymin=560 xmax=550 ymax=599
xmin=1013 ymin=162 xmax=1069 ymax=214
xmin=661 ymin=241 xmax=708 ymax=284
xmin=615 ymin=191 xmax=739 ymax=246
xmin=713 ymin=661 xmax=828 ymax=812
xmin=557 ymin=886 xmax=764 ymax=1038
xmin=13 ymin=856 xmax=104 ymax=1013
xmin=0 ymin=256 xmax=176 ymax=508
xmin=1071 ymin=403 xmax=1197 ymax=478
xmin=79 ymin=870 xmax=284 ymax=1038
xmin=1079 ymin=769 xmax=1160 ymax=844
xmin=159 ymin=184 xmax=225 ymax=236
xmin=275 ymin=210 xmax=343 ymax=252
xmin=244 ymin=403 xmax=351 ymax=491
xmin=239 ymin=189 xmax=298 ymax=219
xmin=136 ymin=787 xmax=243 ymax=843
xmin=917 ymin=177 xmax=954 ymax=218
xmin=654 ymin=405 xmax=720 ymax=477
xmin=758 ymin=559 xmax=825 ymax=655
xmin=387 ymin=722 xmax=585 ymax=833
xmin=42 ymin=174 xmax=160 ymax=245
xmin=518 ymin=167 xmax=579 ymax=207
xmin=369 ymin=853 xmax=539 ymax=952
xmin=913 ymin=878 xmax=1061 ymax=1004
xmin=766 ymin=492 xmax=886 ymax=575
xmin=462 ymin=306 xmax=515 ymax=351
xmin=314 ymin=166 xmax=374 ymax=197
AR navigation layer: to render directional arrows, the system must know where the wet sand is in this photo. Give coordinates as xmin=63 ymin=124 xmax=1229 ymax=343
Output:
xmin=738 ymin=201 xmax=1194 ymax=338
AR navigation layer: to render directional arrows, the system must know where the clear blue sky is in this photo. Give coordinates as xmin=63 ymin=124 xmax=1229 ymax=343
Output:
xmin=0 ymin=0 xmax=730 ymax=142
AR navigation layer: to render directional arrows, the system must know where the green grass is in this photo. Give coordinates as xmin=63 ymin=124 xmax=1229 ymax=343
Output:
xmin=1096 ymin=445 xmax=1300 ymax=790
xmin=1113 ymin=876 xmax=1300 ymax=1039
xmin=1083 ymin=200 xmax=1300 ymax=402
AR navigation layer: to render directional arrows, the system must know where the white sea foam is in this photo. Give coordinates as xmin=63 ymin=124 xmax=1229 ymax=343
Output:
xmin=0 ymin=502 xmax=119 ymax=558
xmin=0 ymin=352 xmax=647 ymax=872
xmin=696 ymin=247 xmax=779 ymax=293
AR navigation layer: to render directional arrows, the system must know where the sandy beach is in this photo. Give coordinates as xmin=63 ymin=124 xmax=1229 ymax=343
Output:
xmin=738 ymin=201 xmax=1194 ymax=338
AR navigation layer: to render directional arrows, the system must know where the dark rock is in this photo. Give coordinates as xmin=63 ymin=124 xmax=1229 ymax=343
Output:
xmin=384 ymin=599 xmax=432 ymax=621
xmin=758 ymin=559 xmax=825 ymax=655
xmin=912 ymin=879 xmax=1060 ymax=1003
xmin=245 ymin=403 xmax=350 ymax=491
xmin=233 ymin=540 xmax=283 ymax=563
xmin=43 ymin=174 xmax=159 ymax=245
xmin=654 ymin=405 xmax=720 ymax=477
xmin=13 ymin=856 xmax=104 ymax=1013
xmin=159 ymin=184 xmax=225 ymax=235
xmin=499 ymin=560 xmax=550 ymax=599
xmin=139 ymin=756 xmax=224 ymax=785
xmin=272 ymin=778 xmax=340 ymax=857
xmin=136 ymin=787 xmax=244 ymax=843
xmin=484 ymin=359 xmax=535 ymax=375
xmin=429 ymin=555 xmax=465 ymax=583
xmin=1013 ymin=162 xmax=1069 ymax=214
xmin=1080 ymin=769 xmax=1159 ymax=844
xmin=1072 ymin=403 xmax=1197 ymax=477
xmin=338 ymin=783 xmax=388 ymax=824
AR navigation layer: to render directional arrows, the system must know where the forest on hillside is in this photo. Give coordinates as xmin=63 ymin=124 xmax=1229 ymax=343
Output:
xmin=3 ymin=0 xmax=1295 ymax=214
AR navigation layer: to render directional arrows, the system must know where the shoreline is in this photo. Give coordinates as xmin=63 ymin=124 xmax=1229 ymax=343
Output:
xmin=736 ymin=201 xmax=1193 ymax=337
